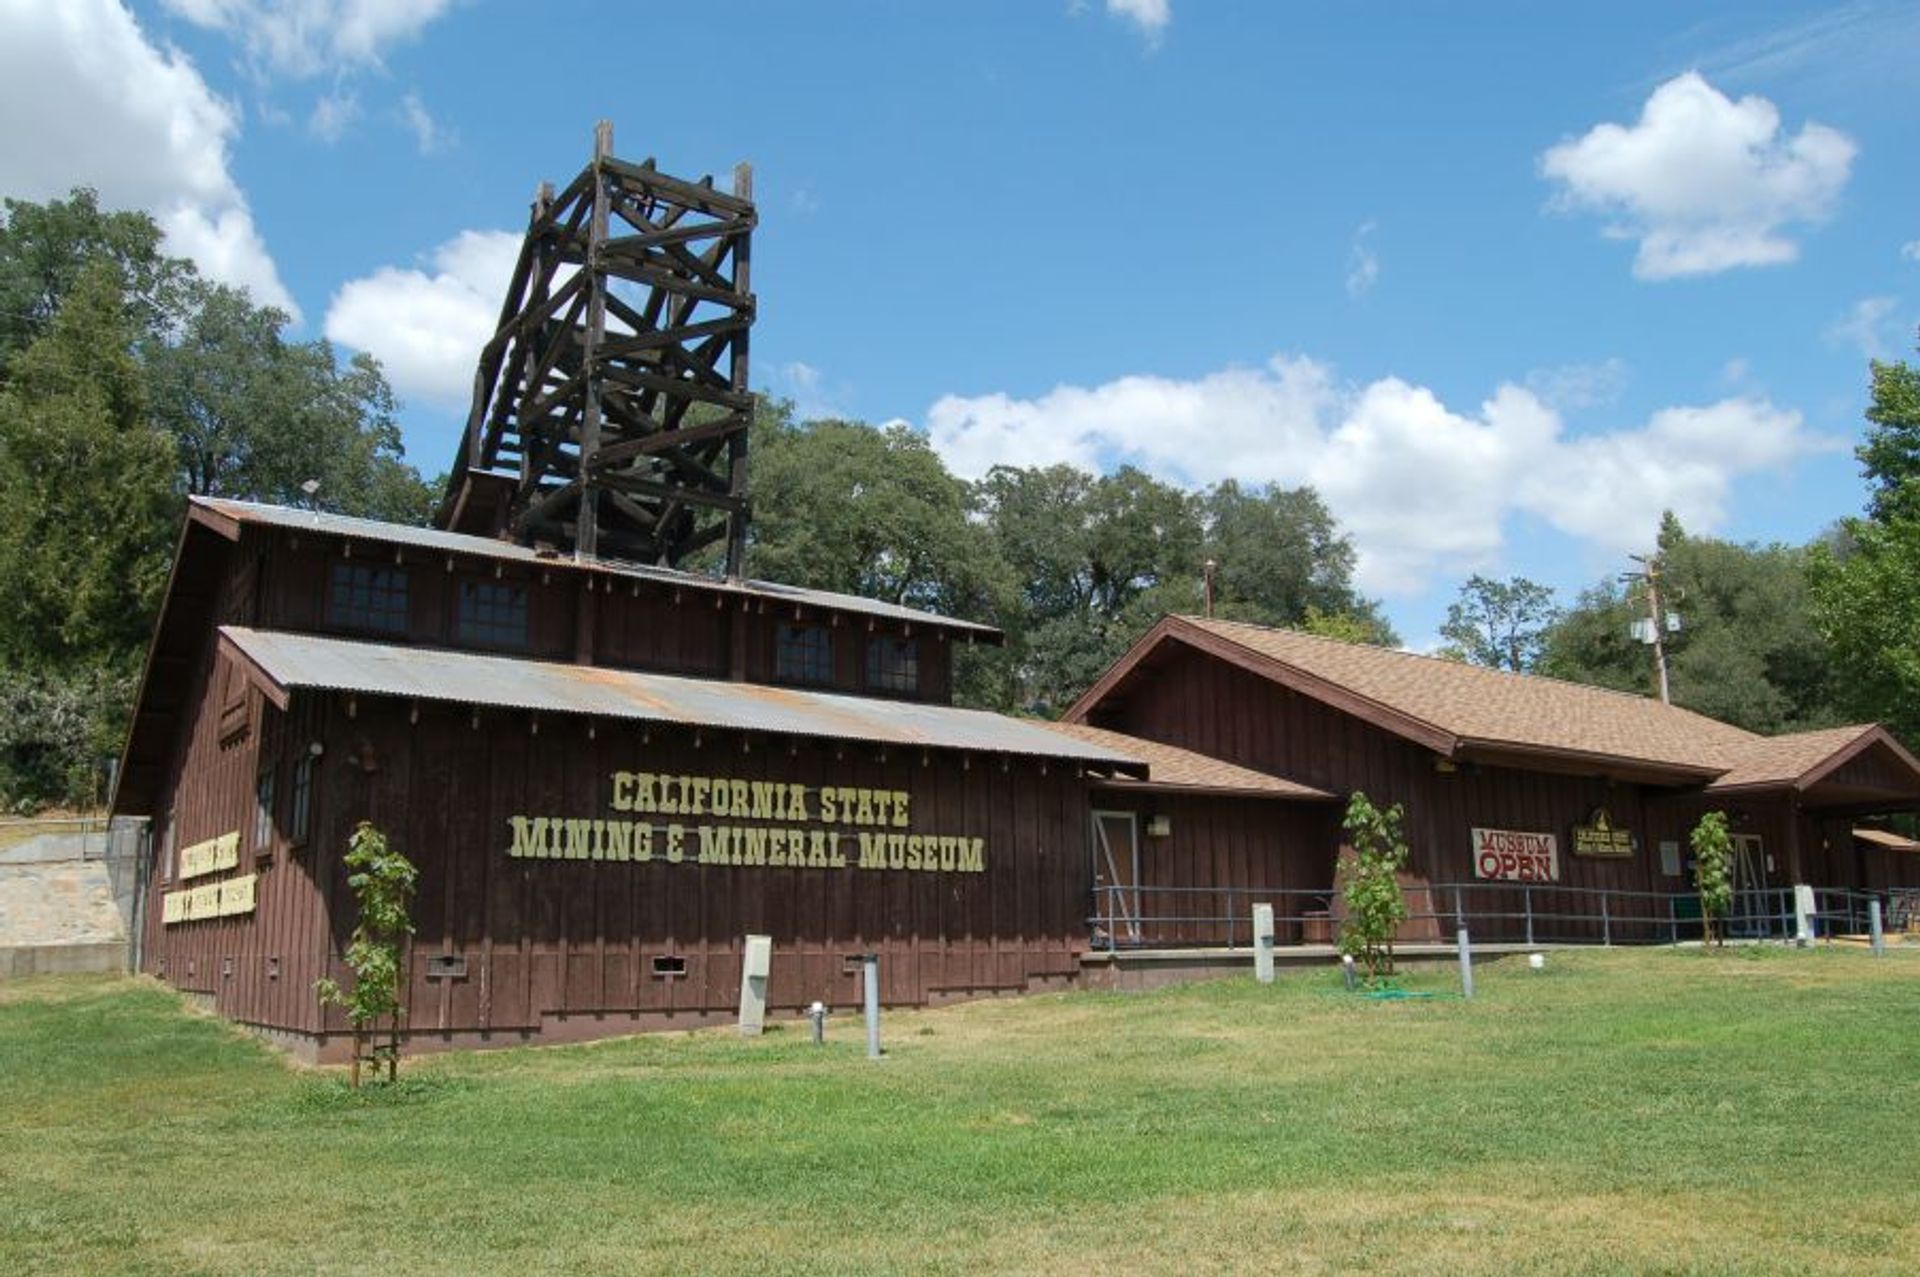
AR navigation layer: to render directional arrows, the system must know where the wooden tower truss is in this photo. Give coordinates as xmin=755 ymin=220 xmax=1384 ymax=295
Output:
xmin=437 ymin=122 xmax=755 ymax=573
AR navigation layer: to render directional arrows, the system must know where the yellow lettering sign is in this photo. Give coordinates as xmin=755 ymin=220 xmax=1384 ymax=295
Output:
xmin=161 ymin=872 xmax=259 ymax=926
xmin=501 ymin=772 xmax=983 ymax=874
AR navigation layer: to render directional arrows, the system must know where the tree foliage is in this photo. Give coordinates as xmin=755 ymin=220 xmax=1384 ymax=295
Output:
xmin=0 ymin=188 xmax=193 ymax=367
xmin=1690 ymin=811 xmax=1734 ymax=947
xmin=315 ymin=822 xmax=418 ymax=1087
xmin=1338 ymin=791 xmax=1410 ymax=981
xmin=1540 ymin=513 xmax=1841 ymax=734
xmin=1855 ymin=348 xmax=1920 ymax=525
xmin=741 ymin=413 xmax=1395 ymax=716
xmin=0 ymin=191 xmax=435 ymax=810
xmin=970 ymin=463 xmax=1392 ymax=713
xmin=147 ymin=280 xmax=433 ymax=520
xmin=1438 ymin=574 xmax=1560 ymax=671
xmin=0 ymin=262 xmax=177 ymax=673
xmin=1810 ymin=329 xmax=1920 ymax=746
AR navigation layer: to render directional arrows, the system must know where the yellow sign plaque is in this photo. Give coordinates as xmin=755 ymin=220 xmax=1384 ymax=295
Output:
xmin=178 ymin=831 xmax=241 ymax=879
xmin=162 ymin=873 xmax=258 ymax=925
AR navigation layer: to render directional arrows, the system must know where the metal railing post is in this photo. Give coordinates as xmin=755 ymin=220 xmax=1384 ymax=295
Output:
xmin=1524 ymin=886 xmax=1535 ymax=947
xmin=1601 ymin=890 xmax=1611 ymax=947
xmin=1668 ymin=893 xmax=1678 ymax=945
xmin=1870 ymin=898 xmax=1886 ymax=957
xmin=1454 ymin=886 xmax=1465 ymax=932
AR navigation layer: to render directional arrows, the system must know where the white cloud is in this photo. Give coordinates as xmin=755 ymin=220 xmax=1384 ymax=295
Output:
xmin=1106 ymin=0 xmax=1169 ymax=43
xmin=1522 ymin=358 xmax=1629 ymax=411
xmin=161 ymin=0 xmax=453 ymax=77
xmin=776 ymin=360 xmax=851 ymax=421
xmin=784 ymin=361 xmax=821 ymax=394
xmin=398 ymin=90 xmax=446 ymax=154
xmin=0 ymin=0 xmax=298 ymax=317
xmin=1345 ymin=220 xmax=1380 ymax=298
xmin=1826 ymin=295 xmax=1901 ymax=359
xmin=1540 ymin=72 xmax=1855 ymax=279
xmin=925 ymin=356 xmax=1824 ymax=595
xmin=307 ymin=86 xmax=358 ymax=142
xmin=1902 ymin=240 xmax=1920 ymax=263
xmin=1522 ymin=398 xmax=1809 ymax=551
xmin=324 ymin=229 xmax=521 ymax=410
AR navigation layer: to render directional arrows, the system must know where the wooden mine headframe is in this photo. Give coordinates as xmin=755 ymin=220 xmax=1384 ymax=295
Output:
xmin=436 ymin=122 xmax=755 ymax=573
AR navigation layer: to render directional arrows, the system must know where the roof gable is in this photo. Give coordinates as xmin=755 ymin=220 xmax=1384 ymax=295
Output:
xmin=1071 ymin=616 xmax=1756 ymax=778
xmin=1066 ymin=616 xmax=1920 ymax=795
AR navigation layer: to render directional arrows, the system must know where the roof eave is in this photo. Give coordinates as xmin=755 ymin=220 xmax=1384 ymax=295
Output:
xmin=1453 ymin=738 xmax=1726 ymax=787
xmin=1067 ymin=616 xmax=1461 ymax=757
xmin=1091 ymin=777 xmax=1338 ymax=802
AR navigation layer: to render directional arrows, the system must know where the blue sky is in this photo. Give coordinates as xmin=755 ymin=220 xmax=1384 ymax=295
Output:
xmin=4 ymin=1 xmax=1918 ymax=645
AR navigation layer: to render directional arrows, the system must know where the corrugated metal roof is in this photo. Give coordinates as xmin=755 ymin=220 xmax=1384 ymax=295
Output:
xmin=191 ymin=496 xmax=999 ymax=637
xmin=220 ymin=627 xmax=1141 ymax=769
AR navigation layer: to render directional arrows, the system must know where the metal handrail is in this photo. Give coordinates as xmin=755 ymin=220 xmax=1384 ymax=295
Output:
xmin=1086 ymin=880 xmax=1910 ymax=952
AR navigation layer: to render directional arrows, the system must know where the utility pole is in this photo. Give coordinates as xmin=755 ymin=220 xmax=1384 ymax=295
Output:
xmin=1624 ymin=554 xmax=1671 ymax=704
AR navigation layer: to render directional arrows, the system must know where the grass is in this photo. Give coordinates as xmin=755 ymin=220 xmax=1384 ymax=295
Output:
xmin=2 ymin=948 xmax=1919 ymax=1275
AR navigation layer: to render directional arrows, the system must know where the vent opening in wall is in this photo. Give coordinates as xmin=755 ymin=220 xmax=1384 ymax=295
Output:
xmin=651 ymin=955 xmax=687 ymax=978
xmin=426 ymin=954 xmax=468 ymax=980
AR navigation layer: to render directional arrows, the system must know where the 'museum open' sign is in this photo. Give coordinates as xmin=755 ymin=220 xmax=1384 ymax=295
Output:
xmin=1471 ymin=828 xmax=1560 ymax=882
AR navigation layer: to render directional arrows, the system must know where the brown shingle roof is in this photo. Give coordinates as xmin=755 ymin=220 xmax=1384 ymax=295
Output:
xmin=1174 ymin=616 xmax=1759 ymax=773
xmin=1706 ymin=725 xmax=1880 ymax=791
xmin=1037 ymin=722 xmax=1334 ymax=800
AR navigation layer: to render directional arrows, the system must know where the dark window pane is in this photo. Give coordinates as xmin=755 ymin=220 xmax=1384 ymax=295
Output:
xmin=865 ymin=637 xmax=919 ymax=694
xmin=289 ymin=755 xmax=313 ymax=845
xmin=776 ymin=624 xmax=833 ymax=685
xmin=253 ymin=768 xmax=276 ymax=852
xmin=327 ymin=562 xmax=410 ymax=634
xmin=457 ymin=580 xmax=529 ymax=649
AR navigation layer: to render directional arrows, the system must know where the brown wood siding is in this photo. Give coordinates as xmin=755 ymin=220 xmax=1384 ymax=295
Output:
xmin=140 ymin=547 xmax=336 ymax=1036
xmin=247 ymin=524 xmax=955 ymax=702
xmin=1086 ymin=643 xmax=1798 ymax=942
xmin=1089 ymin=790 xmax=1338 ymax=945
xmin=146 ymin=687 xmax=1097 ymax=1050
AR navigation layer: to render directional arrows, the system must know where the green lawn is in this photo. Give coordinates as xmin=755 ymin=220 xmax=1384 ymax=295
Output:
xmin=3 ymin=948 xmax=1918 ymax=1276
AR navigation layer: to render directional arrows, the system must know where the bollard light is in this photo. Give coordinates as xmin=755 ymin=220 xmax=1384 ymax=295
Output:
xmin=808 ymin=1000 xmax=827 ymax=1045
xmin=1340 ymin=953 xmax=1357 ymax=991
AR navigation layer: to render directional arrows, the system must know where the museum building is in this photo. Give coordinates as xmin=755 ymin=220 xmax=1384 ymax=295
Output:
xmin=113 ymin=501 xmax=1920 ymax=1059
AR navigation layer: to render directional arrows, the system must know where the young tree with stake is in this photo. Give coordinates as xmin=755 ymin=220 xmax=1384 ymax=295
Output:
xmin=316 ymin=822 xmax=417 ymax=1087
xmin=1339 ymin=792 xmax=1410 ymax=982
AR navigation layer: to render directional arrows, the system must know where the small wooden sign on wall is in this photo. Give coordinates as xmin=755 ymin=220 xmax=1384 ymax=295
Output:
xmin=1572 ymin=808 xmax=1635 ymax=858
